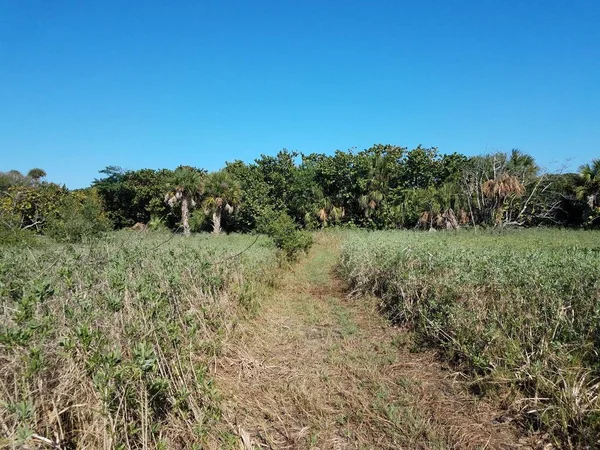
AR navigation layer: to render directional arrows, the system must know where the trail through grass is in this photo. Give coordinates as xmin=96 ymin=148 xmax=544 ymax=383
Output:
xmin=215 ymin=233 xmax=532 ymax=449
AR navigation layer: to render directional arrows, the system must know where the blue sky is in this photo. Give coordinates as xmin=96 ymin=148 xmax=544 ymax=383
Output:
xmin=1 ymin=0 xmax=598 ymax=188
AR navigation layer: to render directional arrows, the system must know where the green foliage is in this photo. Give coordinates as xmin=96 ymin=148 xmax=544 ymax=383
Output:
xmin=575 ymin=159 xmax=600 ymax=227
xmin=340 ymin=229 xmax=600 ymax=446
xmin=26 ymin=168 xmax=47 ymax=182
xmin=45 ymin=189 xmax=111 ymax=243
xmin=93 ymin=166 xmax=178 ymax=228
xmin=202 ymin=171 xmax=241 ymax=208
xmin=189 ymin=209 xmax=210 ymax=232
xmin=147 ymin=215 xmax=168 ymax=231
xmin=201 ymin=170 xmax=241 ymax=233
xmin=0 ymin=183 xmax=68 ymax=231
xmin=224 ymin=160 xmax=271 ymax=231
xmin=164 ymin=166 xmax=206 ymax=235
xmin=257 ymin=210 xmax=313 ymax=260
xmin=8 ymin=148 xmax=591 ymax=239
xmin=0 ymin=215 xmax=38 ymax=246
xmin=0 ymin=169 xmax=41 ymax=192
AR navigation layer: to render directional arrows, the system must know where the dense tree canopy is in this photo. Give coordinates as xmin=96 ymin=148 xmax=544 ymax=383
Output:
xmin=1 ymin=146 xmax=597 ymax=241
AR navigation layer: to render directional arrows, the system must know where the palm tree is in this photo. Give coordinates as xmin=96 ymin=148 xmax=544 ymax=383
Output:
xmin=164 ymin=167 xmax=203 ymax=236
xmin=359 ymin=190 xmax=383 ymax=218
xmin=576 ymin=159 xmax=600 ymax=209
xmin=506 ymin=149 xmax=538 ymax=183
xmin=358 ymin=152 xmax=390 ymax=219
xmin=202 ymin=171 xmax=241 ymax=234
xmin=482 ymin=173 xmax=525 ymax=225
xmin=315 ymin=197 xmax=345 ymax=227
xmin=27 ymin=168 xmax=47 ymax=185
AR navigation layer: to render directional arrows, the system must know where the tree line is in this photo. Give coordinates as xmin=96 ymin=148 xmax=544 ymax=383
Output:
xmin=1 ymin=145 xmax=599 ymax=242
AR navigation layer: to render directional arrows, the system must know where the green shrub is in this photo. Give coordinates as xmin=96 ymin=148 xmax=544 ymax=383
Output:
xmin=189 ymin=209 xmax=210 ymax=232
xmin=0 ymin=214 xmax=38 ymax=247
xmin=45 ymin=191 xmax=111 ymax=243
xmin=258 ymin=210 xmax=313 ymax=260
xmin=147 ymin=215 xmax=168 ymax=231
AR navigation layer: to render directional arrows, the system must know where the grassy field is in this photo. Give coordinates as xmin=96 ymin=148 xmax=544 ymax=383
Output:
xmin=339 ymin=228 xmax=600 ymax=447
xmin=0 ymin=231 xmax=277 ymax=449
xmin=4 ymin=227 xmax=599 ymax=449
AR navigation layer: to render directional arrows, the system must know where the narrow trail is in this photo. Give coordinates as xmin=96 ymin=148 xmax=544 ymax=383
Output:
xmin=215 ymin=234 xmax=533 ymax=449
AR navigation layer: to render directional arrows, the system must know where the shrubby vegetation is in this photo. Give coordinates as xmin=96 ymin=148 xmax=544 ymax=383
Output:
xmin=89 ymin=148 xmax=600 ymax=233
xmin=0 ymin=169 xmax=110 ymax=245
xmin=257 ymin=210 xmax=313 ymax=260
xmin=339 ymin=229 xmax=600 ymax=447
xmin=0 ymin=232 xmax=277 ymax=448
xmin=2 ymin=150 xmax=598 ymax=245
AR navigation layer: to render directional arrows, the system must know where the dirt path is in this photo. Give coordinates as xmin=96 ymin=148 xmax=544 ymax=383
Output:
xmin=215 ymin=234 xmax=533 ymax=449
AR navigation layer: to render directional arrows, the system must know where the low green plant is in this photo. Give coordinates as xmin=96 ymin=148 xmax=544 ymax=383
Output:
xmin=0 ymin=214 xmax=38 ymax=246
xmin=147 ymin=215 xmax=168 ymax=231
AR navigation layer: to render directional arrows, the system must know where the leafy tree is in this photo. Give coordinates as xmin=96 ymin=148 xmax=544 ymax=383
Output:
xmin=29 ymin=144 xmax=588 ymax=232
xmin=402 ymin=145 xmax=440 ymax=189
xmin=0 ymin=170 xmax=29 ymax=192
xmin=255 ymin=150 xmax=300 ymax=215
xmin=224 ymin=160 xmax=271 ymax=232
xmin=164 ymin=167 xmax=204 ymax=236
xmin=201 ymin=170 xmax=241 ymax=234
xmin=303 ymin=150 xmax=365 ymax=223
xmin=0 ymin=183 xmax=68 ymax=231
xmin=93 ymin=166 xmax=177 ymax=228
xmin=45 ymin=188 xmax=111 ymax=242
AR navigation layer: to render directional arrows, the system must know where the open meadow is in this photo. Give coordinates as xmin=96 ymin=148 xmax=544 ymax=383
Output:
xmin=2 ymin=227 xmax=600 ymax=449
xmin=339 ymin=228 xmax=600 ymax=447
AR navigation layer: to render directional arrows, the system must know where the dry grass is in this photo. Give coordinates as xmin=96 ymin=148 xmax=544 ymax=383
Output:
xmin=0 ymin=231 xmax=276 ymax=449
xmin=339 ymin=229 xmax=600 ymax=448
xmin=215 ymin=232 xmax=533 ymax=449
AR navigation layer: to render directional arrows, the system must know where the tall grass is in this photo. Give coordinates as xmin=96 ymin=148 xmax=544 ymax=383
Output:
xmin=0 ymin=231 xmax=276 ymax=449
xmin=339 ymin=229 xmax=600 ymax=447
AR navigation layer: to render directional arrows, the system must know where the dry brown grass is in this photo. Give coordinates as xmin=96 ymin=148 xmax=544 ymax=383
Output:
xmin=214 ymin=233 xmax=537 ymax=449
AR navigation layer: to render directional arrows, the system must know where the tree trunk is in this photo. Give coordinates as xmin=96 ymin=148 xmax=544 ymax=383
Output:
xmin=588 ymin=194 xmax=597 ymax=209
xmin=212 ymin=207 xmax=222 ymax=234
xmin=181 ymin=197 xmax=190 ymax=236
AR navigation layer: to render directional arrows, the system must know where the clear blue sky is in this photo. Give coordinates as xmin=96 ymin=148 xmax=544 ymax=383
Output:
xmin=1 ymin=1 xmax=598 ymax=188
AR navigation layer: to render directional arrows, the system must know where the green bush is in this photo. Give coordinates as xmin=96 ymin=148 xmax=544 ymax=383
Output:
xmin=258 ymin=210 xmax=313 ymax=260
xmin=45 ymin=192 xmax=111 ymax=243
xmin=147 ymin=215 xmax=168 ymax=231
xmin=0 ymin=215 xmax=38 ymax=247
